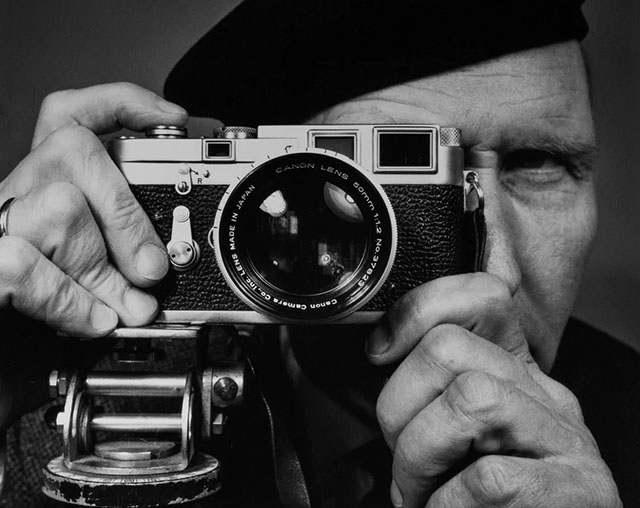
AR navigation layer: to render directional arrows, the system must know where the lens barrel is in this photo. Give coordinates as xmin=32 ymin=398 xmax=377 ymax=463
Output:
xmin=213 ymin=150 xmax=396 ymax=322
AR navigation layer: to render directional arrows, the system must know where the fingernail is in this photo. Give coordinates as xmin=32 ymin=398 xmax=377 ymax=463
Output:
xmin=366 ymin=325 xmax=391 ymax=357
xmin=136 ymin=243 xmax=168 ymax=281
xmin=91 ymin=304 xmax=118 ymax=333
xmin=390 ymin=480 xmax=403 ymax=508
xmin=125 ymin=289 xmax=158 ymax=320
xmin=155 ymin=96 xmax=187 ymax=116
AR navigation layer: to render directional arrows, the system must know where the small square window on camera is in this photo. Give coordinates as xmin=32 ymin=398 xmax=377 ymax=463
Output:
xmin=376 ymin=131 xmax=434 ymax=172
xmin=313 ymin=134 xmax=356 ymax=161
xmin=205 ymin=140 xmax=232 ymax=159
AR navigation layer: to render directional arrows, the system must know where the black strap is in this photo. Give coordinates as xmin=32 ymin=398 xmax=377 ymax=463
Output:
xmin=464 ymin=171 xmax=487 ymax=272
xmin=239 ymin=330 xmax=312 ymax=508
xmin=470 ymin=207 xmax=487 ymax=272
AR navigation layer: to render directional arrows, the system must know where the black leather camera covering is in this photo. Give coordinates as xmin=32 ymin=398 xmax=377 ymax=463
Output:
xmin=368 ymin=184 xmax=468 ymax=309
xmin=132 ymin=183 xmax=469 ymax=316
xmin=133 ymin=184 xmax=247 ymax=311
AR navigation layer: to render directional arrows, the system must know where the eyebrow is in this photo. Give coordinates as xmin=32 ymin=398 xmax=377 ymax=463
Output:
xmin=498 ymin=128 xmax=599 ymax=165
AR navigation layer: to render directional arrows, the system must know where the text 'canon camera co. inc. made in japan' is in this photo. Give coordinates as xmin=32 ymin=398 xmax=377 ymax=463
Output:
xmin=108 ymin=124 xmax=482 ymax=325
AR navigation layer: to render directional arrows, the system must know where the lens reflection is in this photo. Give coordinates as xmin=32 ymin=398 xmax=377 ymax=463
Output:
xmin=245 ymin=174 xmax=368 ymax=296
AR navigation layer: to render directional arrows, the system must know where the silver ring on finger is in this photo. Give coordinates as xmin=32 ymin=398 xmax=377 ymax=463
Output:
xmin=0 ymin=197 xmax=15 ymax=238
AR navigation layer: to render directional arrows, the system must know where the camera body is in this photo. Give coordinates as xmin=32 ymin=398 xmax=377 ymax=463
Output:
xmin=108 ymin=124 xmax=470 ymax=324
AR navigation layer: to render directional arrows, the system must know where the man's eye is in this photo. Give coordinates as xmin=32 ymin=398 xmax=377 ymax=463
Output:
xmin=502 ymin=149 xmax=573 ymax=185
xmin=508 ymin=150 xmax=551 ymax=169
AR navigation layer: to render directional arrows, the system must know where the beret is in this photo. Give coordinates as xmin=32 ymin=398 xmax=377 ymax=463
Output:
xmin=164 ymin=0 xmax=588 ymax=125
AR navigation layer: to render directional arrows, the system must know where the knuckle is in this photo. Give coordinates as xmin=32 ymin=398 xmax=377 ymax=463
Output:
xmin=38 ymin=89 xmax=76 ymax=120
xmin=376 ymin=397 xmax=401 ymax=439
xmin=109 ymin=81 xmax=144 ymax=96
xmin=465 ymin=456 xmax=529 ymax=506
xmin=45 ymin=124 xmax=102 ymax=165
xmin=548 ymin=380 xmax=584 ymax=418
xmin=448 ymin=371 xmax=509 ymax=422
xmin=559 ymin=391 xmax=583 ymax=421
xmin=101 ymin=186 xmax=145 ymax=235
xmin=0 ymin=236 xmax=36 ymax=284
xmin=44 ymin=272 xmax=82 ymax=323
xmin=38 ymin=182 xmax=87 ymax=223
xmin=393 ymin=433 xmax=423 ymax=478
xmin=387 ymin=288 xmax=423 ymax=330
xmin=567 ymin=430 xmax=598 ymax=455
xmin=82 ymin=263 xmax=127 ymax=299
xmin=469 ymin=272 xmax=513 ymax=302
xmin=419 ymin=324 xmax=468 ymax=368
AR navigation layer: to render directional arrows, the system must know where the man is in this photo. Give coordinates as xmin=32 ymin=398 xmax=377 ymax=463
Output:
xmin=0 ymin=0 xmax=637 ymax=506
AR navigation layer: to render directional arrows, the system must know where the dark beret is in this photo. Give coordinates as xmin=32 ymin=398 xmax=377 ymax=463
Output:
xmin=164 ymin=0 xmax=588 ymax=125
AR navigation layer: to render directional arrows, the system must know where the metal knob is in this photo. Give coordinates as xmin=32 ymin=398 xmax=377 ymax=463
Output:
xmin=49 ymin=370 xmax=69 ymax=399
xmin=214 ymin=126 xmax=257 ymax=139
xmin=439 ymin=127 xmax=462 ymax=147
xmin=213 ymin=377 xmax=238 ymax=402
xmin=168 ymin=241 xmax=197 ymax=268
xmin=43 ymin=405 xmax=65 ymax=430
xmin=145 ymin=125 xmax=188 ymax=139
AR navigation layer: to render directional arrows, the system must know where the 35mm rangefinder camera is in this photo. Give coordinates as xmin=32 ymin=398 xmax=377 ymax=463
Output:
xmin=108 ymin=124 xmax=473 ymax=324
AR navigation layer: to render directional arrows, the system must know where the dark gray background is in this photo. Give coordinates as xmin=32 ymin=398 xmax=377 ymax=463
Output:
xmin=1 ymin=1 xmax=639 ymax=349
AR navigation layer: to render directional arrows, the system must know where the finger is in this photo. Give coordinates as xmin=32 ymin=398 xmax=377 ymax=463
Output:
xmin=8 ymin=183 xmax=158 ymax=326
xmin=0 ymin=236 xmax=118 ymax=337
xmin=32 ymin=82 xmax=187 ymax=148
xmin=366 ymin=272 xmax=531 ymax=365
xmin=391 ymin=371 xmax=597 ymax=508
xmin=426 ymin=456 xmax=620 ymax=508
xmin=4 ymin=125 xmax=169 ymax=287
xmin=377 ymin=324 xmax=549 ymax=448
xmin=376 ymin=324 xmax=586 ymax=447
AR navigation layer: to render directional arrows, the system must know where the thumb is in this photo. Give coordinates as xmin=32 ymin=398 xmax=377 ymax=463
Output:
xmin=32 ymin=82 xmax=188 ymax=148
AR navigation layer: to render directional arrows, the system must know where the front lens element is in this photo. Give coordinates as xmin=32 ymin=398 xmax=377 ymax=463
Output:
xmin=248 ymin=179 xmax=366 ymax=296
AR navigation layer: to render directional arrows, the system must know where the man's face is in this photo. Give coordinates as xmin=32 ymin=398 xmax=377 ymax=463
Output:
xmin=307 ymin=41 xmax=597 ymax=371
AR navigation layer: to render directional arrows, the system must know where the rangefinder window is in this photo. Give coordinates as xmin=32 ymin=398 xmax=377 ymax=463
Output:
xmin=205 ymin=140 xmax=232 ymax=159
xmin=377 ymin=132 xmax=433 ymax=170
xmin=312 ymin=134 xmax=356 ymax=161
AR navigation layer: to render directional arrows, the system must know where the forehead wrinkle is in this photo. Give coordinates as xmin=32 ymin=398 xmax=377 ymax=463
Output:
xmin=309 ymin=92 xmax=452 ymax=124
xmin=497 ymin=92 xmax=576 ymax=108
xmin=308 ymin=42 xmax=592 ymax=153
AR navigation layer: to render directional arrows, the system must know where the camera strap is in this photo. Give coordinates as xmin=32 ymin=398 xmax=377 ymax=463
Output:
xmin=240 ymin=330 xmax=312 ymax=508
xmin=464 ymin=171 xmax=486 ymax=272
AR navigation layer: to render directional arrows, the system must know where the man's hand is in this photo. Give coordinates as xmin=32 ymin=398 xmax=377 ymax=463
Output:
xmin=0 ymin=82 xmax=187 ymax=337
xmin=0 ymin=83 xmax=187 ymax=425
xmin=366 ymin=273 xmax=622 ymax=508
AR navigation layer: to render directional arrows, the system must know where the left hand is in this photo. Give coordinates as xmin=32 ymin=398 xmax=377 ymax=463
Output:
xmin=366 ymin=272 xmax=621 ymax=508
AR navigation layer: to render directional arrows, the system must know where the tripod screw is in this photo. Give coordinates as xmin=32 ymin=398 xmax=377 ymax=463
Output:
xmin=213 ymin=377 xmax=238 ymax=402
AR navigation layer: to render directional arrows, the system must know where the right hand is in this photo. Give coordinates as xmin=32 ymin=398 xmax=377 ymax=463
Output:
xmin=0 ymin=82 xmax=188 ymax=423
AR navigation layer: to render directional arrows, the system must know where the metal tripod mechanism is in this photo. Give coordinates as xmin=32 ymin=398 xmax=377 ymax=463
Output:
xmin=42 ymin=325 xmax=245 ymax=507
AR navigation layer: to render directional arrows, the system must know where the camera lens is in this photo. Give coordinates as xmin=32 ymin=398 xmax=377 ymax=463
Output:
xmin=214 ymin=151 xmax=396 ymax=322
xmin=248 ymin=180 xmax=366 ymax=295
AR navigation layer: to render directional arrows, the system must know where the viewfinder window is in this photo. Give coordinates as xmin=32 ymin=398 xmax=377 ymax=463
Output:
xmin=313 ymin=135 xmax=356 ymax=161
xmin=206 ymin=141 xmax=232 ymax=158
xmin=378 ymin=132 xmax=432 ymax=168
